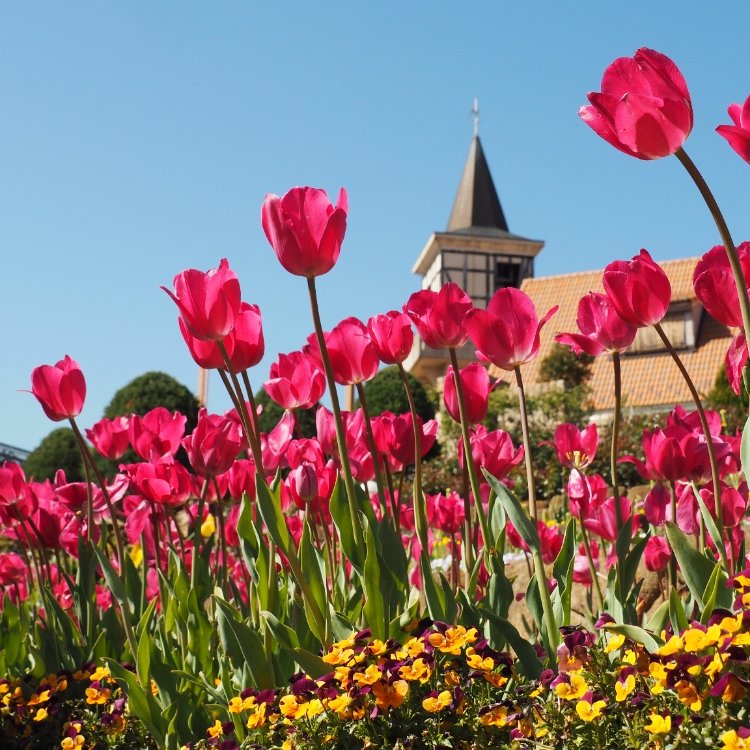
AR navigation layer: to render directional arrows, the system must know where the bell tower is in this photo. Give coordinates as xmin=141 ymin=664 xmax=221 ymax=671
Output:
xmin=405 ymin=118 xmax=544 ymax=383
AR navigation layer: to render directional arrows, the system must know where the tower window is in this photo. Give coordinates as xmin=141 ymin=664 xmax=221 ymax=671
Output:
xmin=495 ymin=260 xmax=521 ymax=289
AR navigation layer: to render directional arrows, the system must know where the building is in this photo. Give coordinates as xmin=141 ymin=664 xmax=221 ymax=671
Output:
xmin=405 ymin=135 xmax=735 ymax=414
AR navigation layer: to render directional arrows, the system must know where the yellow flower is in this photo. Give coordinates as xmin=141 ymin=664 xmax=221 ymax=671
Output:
xmin=372 ymin=679 xmax=408 ymax=710
xmin=427 ymin=626 xmax=478 ymax=655
xmin=644 ymin=713 xmax=672 ymax=735
xmin=228 ymin=696 xmax=255 ymax=713
xmin=353 ymin=664 xmax=381 ymax=687
xmin=326 ymin=693 xmax=352 ymax=718
xmin=129 ymin=542 xmax=144 ymax=568
xmin=33 ymin=707 xmax=48 ymax=721
xmin=208 ymin=720 xmax=223 ymax=738
xmin=394 ymin=637 xmax=426 ymax=660
xmin=683 ymin=628 xmax=707 ymax=653
xmin=322 ymin=647 xmax=354 ymax=666
xmin=85 ymin=686 xmax=112 ymax=705
xmin=621 ymin=649 xmax=637 ymax=665
xmin=721 ymin=729 xmax=750 ymax=750
xmin=479 ymin=706 xmax=508 ymax=727
xmin=605 ymin=633 xmax=625 ymax=654
xmin=575 ymin=699 xmax=605 ymax=722
xmin=399 ymin=658 xmax=432 ymax=683
xmin=554 ymin=673 xmax=589 ymax=700
xmin=615 ymin=674 xmax=636 ymax=702
xmin=466 ymin=647 xmax=494 ymax=671
xmin=246 ymin=702 xmax=267 ymax=729
xmin=422 ymin=690 xmax=452 ymax=713
xmin=675 ymin=680 xmax=702 ymax=711
xmin=279 ymin=695 xmax=304 ymax=720
xmin=200 ymin=514 xmax=216 ymax=538
xmin=27 ymin=690 xmax=51 ymax=706
xmin=657 ymin=635 xmax=684 ymax=657
xmin=367 ymin=639 xmax=388 ymax=656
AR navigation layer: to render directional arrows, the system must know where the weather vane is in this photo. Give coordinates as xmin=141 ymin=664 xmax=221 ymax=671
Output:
xmin=472 ymin=97 xmax=479 ymax=137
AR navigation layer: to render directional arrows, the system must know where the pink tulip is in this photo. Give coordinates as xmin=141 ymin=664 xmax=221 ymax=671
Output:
xmin=259 ymin=411 xmax=296 ymax=473
xmin=162 ymin=258 xmax=242 ymax=341
xmin=127 ymin=459 xmax=192 ymax=508
xmin=390 ymin=413 xmax=438 ymax=466
xmin=602 ymin=250 xmax=671 ymax=328
xmin=0 ymin=462 xmax=27 ymax=507
xmin=573 ymin=541 xmax=599 ymax=585
xmin=644 ymin=536 xmax=670 ymax=572
xmin=325 ymin=317 xmax=380 ymax=386
xmin=225 ymin=302 xmax=265 ymax=372
xmin=183 ymin=409 xmax=246 ymax=477
xmin=443 ymin=363 xmax=491 ymax=425
xmin=584 ymin=496 xmax=633 ymax=542
xmin=458 ymin=425 xmax=524 ymax=480
xmin=693 ymin=243 xmax=750 ymax=328
xmin=367 ymin=311 xmax=414 ymax=364
xmin=464 ymin=287 xmax=557 ymax=371
xmin=286 ymin=460 xmax=337 ymax=516
xmin=178 ymin=318 xmax=225 ymax=369
xmin=261 ymin=186 xmax=348 ymax=278
xmin=129 ymin=407 xmax=187 ymax=462
xmin=539 ymin=522 xmax=564 ymax=565
xmin=86 ymin=416 xmax=130 ymax=460
xmin=555 ymin=292 xmax=636 ymax=357
xmin=264 ymin=350 xmax=326 ymax=410
xmin=579 ymin=48 xmax=692 ymax=159
xmin=643 ymin=483 xmax=671 ymax=526
xmin=225 ymin=459 xmax=256 ymax=501
xmin=726 ymin=332 xmax=748 ymax=396
xmin=566 ymin=470 xmax=607 ymax=519
xmin=550 ymin=423 xmax=598 ymax=470
xmin=30 ymin=355 xmax=86 ymax=422
xmin=716 ymin=94 xmax=750 ymax=164
xmin=403 ymin=282 xmax=473 ymax=350
xmin=426 ymin=491 xmax=466 ymax=535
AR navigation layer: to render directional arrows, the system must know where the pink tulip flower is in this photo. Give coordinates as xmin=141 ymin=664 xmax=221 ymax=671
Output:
xmin=643 ymin=483 xmax=672 ymax=526
xmin=566 ymin=470 xmax=607 ymax=519
xmin=464 ymin=287 xmax=557 ymax=371
xmin=458 ymin=425 xmax=524 ymax=480
xmin=264 ymin=350 xmax=326 ymax=410
xmin=390 ymin=413 xmax=438 ymax=467
xmin=580 ymin=48 xmax=693 ymax=159
xmin=261 ymin=186 xmax=348 ymax=278
xmin=178 ymin=318 xmax=226 ymax=370
xmin=602 ymin=250 xmax=671 ymax=328
xmin=443 ymin=363 xmax=492 ymax=425
xmin=162 ymin=258 xmax=242 ymax=341
xmin=716 ymin=94 xmax=750 ymax=163
xmin=573 ymin=541 xmax=599 ymax=585
xmin=129 ymin=407 xmax=187 ymax=462
xmin=644 ymin=537 xmax=671 ymax=572
xmin=86 ymin=416 xmax=130 ymax=460
xmin=550 ymin=423 xmax=598 ymax=470
xmin=403 ymin=282 xmax=473 ymax=350
xmin=225 ymin=459 xmax=257 ymax=501
xmin=0 ymin=462 xmax=27 ymax=507
xmin=555 ymin=292 xmax=636 ymax=356
xmin=259 ymin=411 xmax=296 ymax=473
xmin=693 ymin=243 xmax=750 ymax=328
xmin=726 ymin=332 xmax=748 ymax=396
xmin=367 ymin=311 xmax=414 ymax=365
xmin=325 ymin=317 xmax=380 ymax=386
xmin=584 ymin=496 xmax=633 ymax=542
xmin=225 ymin=302 xmax=265 ymax=372
xmin=30 ymin=355 xmax=86 ymax=422
xmin=183 ymin=409 xmax=246 ymax=477
xmin=127 ymin=459 xmax=192 ymax=508
xmin=426 ymin=491 xmax=466 ymax=535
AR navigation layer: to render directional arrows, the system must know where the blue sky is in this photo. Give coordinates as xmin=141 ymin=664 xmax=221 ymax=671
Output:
xmin=2 ymin=3 xmax=749 ymax=451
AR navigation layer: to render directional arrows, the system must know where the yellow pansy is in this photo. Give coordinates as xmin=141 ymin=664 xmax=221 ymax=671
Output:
xmin=605 ymin=633 xmax=625 ymax=653
xmin=554 ymin=673 xmax=589 ymax=700
xmin=615 ymin=674 xmax=635 ymax=702
xmin=644 ymin=713 xmax=672 ymax=735
xmin=576 ymin=699 xmax=605 ymax=722
xmin=422 ymin=690 xmax=452 ymax=713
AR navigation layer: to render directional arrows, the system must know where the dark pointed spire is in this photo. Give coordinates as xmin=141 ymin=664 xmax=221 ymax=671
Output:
xmin=446 ymin=136 xmax=509 ymax=233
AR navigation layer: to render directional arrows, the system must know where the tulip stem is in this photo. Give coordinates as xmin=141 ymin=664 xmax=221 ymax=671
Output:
xmin=675 ymin=148 xmax=750 ymax=390
xmin=653 ymin=323 xmax=724 ymax=541
xmin=240 ymin=371 xmax=266 ymax=473
xmin=306 ymin=276 xmax=364 ymax=552
xmin=669 ymin=481 xmax=678 ymax=590
xmin=580 ymin=524 xmax=605 ymax=613
xmin=610 ymin=352 xmax=626 ymax=605
xmin=449 ymin=349 xmax=491 ymax=555
xmin=514 ymin=366 xmax=559 ymax=657
xmin=68 ymin=418 xmax=138 ymax=660
xmin=355 ymin=383 xmax=388 ymax=514
xmin=191 ymin=479 xmax=210 ymax=588
xmin=217 ymin=342 xmax=265 ymax=472
xmin=397 ymin=363 xmax=429 ymax=556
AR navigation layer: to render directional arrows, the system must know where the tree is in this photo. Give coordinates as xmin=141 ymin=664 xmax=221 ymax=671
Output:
xmin=24 ymin=427 xmax=84 ymax=482
xmin=539 ymin=344 xmax=594 ymax=390
xmin=359 ymin=366 xmax=436 ymax=422
xmin=104 ymin=372 xmax=200 ymax=432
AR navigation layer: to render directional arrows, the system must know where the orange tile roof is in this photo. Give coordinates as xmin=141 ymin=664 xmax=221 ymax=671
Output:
xmin=513 ymin=257 xmax=734 ymax=412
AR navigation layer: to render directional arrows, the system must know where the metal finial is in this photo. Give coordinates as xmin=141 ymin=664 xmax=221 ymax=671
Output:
xmin=472 ymin=97 xmax=479 ymax=137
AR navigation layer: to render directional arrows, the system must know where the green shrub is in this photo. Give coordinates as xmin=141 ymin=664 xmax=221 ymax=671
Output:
xmin=23 ymin=427 xmax=84 ymax=482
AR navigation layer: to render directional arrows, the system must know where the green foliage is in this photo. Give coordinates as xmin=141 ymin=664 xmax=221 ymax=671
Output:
xmin=255 ymin=387 xmax=318 ymax=437
xmin=104 ymin=371 xmax=199 ymax=433
xmin=538 ymin=343 xmax=594 ymax=389
xmin=706 ymin=364 xmax=747 ymax=433
xmin=23 ymin=427 xmax=83 ymax=482
xmin=359 ymin=366 xmax=436 ymax=422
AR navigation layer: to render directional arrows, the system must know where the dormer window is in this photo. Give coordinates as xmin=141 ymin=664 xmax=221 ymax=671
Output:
xmin=628 ymin=300 xmax=701 ymax=354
